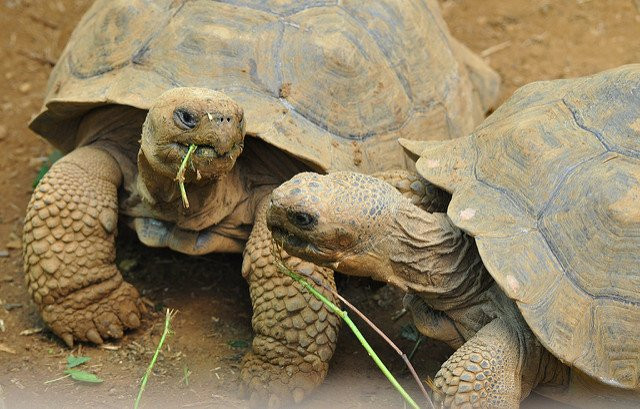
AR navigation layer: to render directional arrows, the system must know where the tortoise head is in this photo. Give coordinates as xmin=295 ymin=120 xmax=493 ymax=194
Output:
xmin=267 ymin=172 xmax=402 ymax=282
xmin=140 ymin=87 xmax=245 ymax=182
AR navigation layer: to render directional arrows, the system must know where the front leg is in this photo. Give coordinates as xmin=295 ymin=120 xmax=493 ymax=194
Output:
xmin=23 ymin=147 xmax=145 ymax=346
xmin=403 ymin=293 xmax=465 ymax=349
xmin=373 ymin=169 xmax=450 ymax=213
xmin=433 ymin=318 xmax=535 ymax=408
xmin=241 ymin=199 xmax=340 ymax=408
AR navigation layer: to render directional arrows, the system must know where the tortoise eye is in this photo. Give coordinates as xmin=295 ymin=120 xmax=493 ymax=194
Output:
xmin=173 ymin=108 xmax=198 ymax=130
xmin=289 ymin=211 xmax=317 ymax=229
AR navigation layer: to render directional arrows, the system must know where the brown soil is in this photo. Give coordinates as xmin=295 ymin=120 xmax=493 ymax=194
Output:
xmin=1 ymin=1 xmax=638 ymax=408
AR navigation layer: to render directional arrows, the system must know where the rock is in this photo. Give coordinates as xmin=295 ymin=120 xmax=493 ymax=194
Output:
xmin=18 ymin=82 xmax=32 ymax=93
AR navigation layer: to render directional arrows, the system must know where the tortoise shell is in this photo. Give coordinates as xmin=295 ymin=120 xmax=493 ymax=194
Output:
xmin=29 ymin=0 xmax=498 ymax=174
xmin=402 ymin=64 xmax=640 ymax=389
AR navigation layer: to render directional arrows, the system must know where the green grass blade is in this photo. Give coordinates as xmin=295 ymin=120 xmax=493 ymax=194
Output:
xmin=276 ymin=261 xmax=421 ymax=409
xmin=134 ymin=309 xmax=177 ymax=409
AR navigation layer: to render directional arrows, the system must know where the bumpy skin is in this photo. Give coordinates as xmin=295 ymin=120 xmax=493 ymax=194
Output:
xmin=265 ymin=171 xmax=638 ymax=408
xmin=433 ymin=319 xmax=522 ymax=409
xmin=23 ymin=147 xmax=145 ymax=346
xmin=372 ymin=169 xmax=450 ymax=213
xmin=241 ymin=199 xmax=340 ymax=407
xmin=403 ymin=294 xmax=464 ymax=350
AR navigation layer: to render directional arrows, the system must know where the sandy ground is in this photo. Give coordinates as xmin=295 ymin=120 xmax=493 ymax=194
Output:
xmin=1 ymin=0 xmax=639 ymax=408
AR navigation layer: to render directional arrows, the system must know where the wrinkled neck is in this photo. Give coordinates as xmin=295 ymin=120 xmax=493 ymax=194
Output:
xmin=136 ymin=149 xmax=246 ymax=216
xmin=386 ymin=201 xmax=491 ymax=311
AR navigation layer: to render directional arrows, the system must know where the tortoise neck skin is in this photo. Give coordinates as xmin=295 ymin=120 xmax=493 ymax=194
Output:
xmin=386 ymin=202 xmax=493 ymax=311
xmin=135 ymin=148 xmax=246 ymax=210
xmin=267 ymin=171 xmax=493 ymax=311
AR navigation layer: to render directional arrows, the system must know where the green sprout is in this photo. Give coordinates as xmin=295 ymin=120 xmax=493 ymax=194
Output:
xmin=175 ymin=145 xmax=197 ymax=208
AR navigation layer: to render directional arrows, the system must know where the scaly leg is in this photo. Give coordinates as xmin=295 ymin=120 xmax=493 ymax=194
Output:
xmin=433 ymin=318 xmax=526 ymax=408
xmin=373 ymin=169 xmax=450 ymax=213
xmin=23 ymin=147 xmax=145 ymax=346
xmin=241 ymin=199 xmax=340 ymax=407
xmin=403 ymin=293 xmax=465 ymax=350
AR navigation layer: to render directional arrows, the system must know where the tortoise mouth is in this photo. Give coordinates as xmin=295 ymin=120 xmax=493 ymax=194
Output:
xmin=170 ymin=141 xmax=243 ymax=160
xmin=268 ymin=222 xmax=340 ymax=268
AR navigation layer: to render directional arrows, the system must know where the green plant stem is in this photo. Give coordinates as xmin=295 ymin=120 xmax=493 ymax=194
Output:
xmin=175 ymin=144 xmax=197 ymax=209
xmin=276 ymin=262 xmax=420 ymax=409
xmin=134 ymin=309 xmax=176 ymax=409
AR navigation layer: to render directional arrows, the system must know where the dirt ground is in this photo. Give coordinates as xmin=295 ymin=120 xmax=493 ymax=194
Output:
xmin=1 ymin=1 xmax=639 ymax=408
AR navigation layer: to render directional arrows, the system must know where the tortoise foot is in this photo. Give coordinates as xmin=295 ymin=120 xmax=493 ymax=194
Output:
xmin=240 ymin=343 xmax=323 ymax=408
xmin=42 ymin=277 xmax=146 ymax=347
xmin=433 ymin=319 xmax=522 ymax=409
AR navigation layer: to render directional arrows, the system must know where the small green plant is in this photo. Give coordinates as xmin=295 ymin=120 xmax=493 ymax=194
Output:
xmin=228 ymin=339 xmax=249 ymax=349
xmin=175 ymin=144 xmax=197 ymax=208
xmin=45 ymin=355 xmax=103 ymax=384
xmin=400 ymin=324 xmax=426 ymax=361
xmin=134 ymin=309 xmax=177 ymax=409
xmin=32 ymin=150 xmax=63 ymax=188
xmin=181 ymin=365 xmax=191 ymax=387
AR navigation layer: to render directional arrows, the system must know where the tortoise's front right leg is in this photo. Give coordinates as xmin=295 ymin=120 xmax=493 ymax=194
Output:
xmin=23 ymin=146 xmax=145 ymax=346
xmin=373 ymin=169 xmax=450 ymax=213
xmin=433 ymin=318 xmax=533 ymax=408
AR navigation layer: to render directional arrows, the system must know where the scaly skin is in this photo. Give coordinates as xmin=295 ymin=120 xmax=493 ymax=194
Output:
xmin=372 ymin=169 xmax=450 ymax=213
xmin=241 ymin=199 xmax=340 ymax=407
xmin=266 ymin=172 xmax=571 ymax=409
xmin=239 ymin=169 xmax=445 ymax=405
xmin=403 ymin=293 xmax=465 ymax=350
xmin=25 ymin=88 xmax=344 ymax=407
xmin=23 ymin=147 xmax=145 ymax=346
xmin=433 ymin=318 xmax=522 ymax=408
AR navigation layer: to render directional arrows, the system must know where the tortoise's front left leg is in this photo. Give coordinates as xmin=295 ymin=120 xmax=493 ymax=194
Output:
xmin=241 ymin=199 xmax=340 ymax=408
xmin=23 ymin=146 xmax=145 ymax=346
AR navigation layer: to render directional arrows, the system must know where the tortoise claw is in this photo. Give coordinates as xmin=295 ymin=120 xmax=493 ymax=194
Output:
xmin=108 ymin=323 xmax=124 ymax=339
xmin=86 ymin=329 xmax=104 ymax=345
xmin=292 ymin=388 xmax=305 ymax=404
xmin=127 ymin=312 xmax=141 ymax=328
xmin=61 ymin=333 xmax=74 ymax=348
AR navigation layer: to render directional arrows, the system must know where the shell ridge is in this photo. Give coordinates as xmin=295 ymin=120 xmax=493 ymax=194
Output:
xmin=470 ymin=136 xmax=532 ymax=216
xmin=474 ymin=99 xmax=562 ymax=133
xmin=214 ymin=0 xmax=340 ymax=17
xmin=562 ymin=97 xmax=611 ymax=152
xmin=338 ymin=3 xmax=414 ymax=102
xmin=535 ymin=150 xmax=606 ymax=221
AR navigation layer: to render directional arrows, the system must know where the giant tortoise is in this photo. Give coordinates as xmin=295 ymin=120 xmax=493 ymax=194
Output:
xmin=266 ymin=65 xmax=640 ymax=407
xmin=24 ymin=0 xmax=499 ymax=404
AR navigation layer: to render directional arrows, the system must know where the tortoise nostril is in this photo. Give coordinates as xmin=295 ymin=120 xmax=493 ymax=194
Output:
xmin=289 ymin=211 xmax=317 ymax=229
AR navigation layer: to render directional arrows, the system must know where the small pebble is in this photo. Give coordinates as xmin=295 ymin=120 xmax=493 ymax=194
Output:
xmin=0 ymin=250 xmax=9 ymax=258
xmin=5 ymin=241 xmax=20 ymax=250
xmin=18 ymin=82 xmax=32 ymax=93
xmin=0 ymin=125 xmax=7 ymax=140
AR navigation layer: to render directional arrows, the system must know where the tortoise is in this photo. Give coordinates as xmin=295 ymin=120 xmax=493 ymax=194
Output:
xmin=23 ymin=0 xmax=500 ymax=405
xmin=266 ymin=64 xmax=640 ymax=408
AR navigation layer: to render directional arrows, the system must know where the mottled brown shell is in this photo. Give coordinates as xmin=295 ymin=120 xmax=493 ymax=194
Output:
xmin=29 ymin=0 xmax=499 ymax=173
xmin=403 ymin=64 xmax=640 ymax=389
